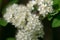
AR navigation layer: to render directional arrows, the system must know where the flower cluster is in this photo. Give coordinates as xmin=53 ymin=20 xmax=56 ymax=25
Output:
xmin=27 ymin=0 xmax=53 ymax=17
xmin=16 ymin=14 xmax=44 ymax=40
xmin=4 ymin=4 xmax=44 ymax=40
xmin=3 ymin=0 xmax=53 ymax=40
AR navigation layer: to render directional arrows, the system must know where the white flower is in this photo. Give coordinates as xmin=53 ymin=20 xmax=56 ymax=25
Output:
xmin=4 ymin=3 xmax=30 ymax=28
xmin=16 ymin=14 xmax=44 ymax=40
xmin=27 ymin=0 xmax=36 ymax=10
xmin=27 ymin=0 xmax=53 ymax=17
xmin=3 ymin=0 xmax=53 ymax=39
xmin=38 ymin=0 xmax=53 ymax=17
xmin=14 ymin=10 xmax=44 ymax=40
xmin=3 ymin=3 xmax=44 ymax=40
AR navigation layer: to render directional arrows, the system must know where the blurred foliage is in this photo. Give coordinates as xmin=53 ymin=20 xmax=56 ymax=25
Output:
xmin=52 ymin=13 xmax=60 ymax=27
xmin=0 ymin=0 xmax=2 ymax=3
xmin=6 ymin=37 xmax=16 ymax=40
xmin=47 ymin=0 xmax=60 ymax=28
xmin=0 ymin=18 xmax=7 ymax=26
xmin=8 ymin=0 xmax=18 ymax=4
xmin=53 ymin=0 xmax=60 ymax=10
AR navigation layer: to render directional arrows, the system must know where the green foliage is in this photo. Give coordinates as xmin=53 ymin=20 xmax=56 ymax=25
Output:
xmin=53 ymin=0 xmax=60 ymax=10
xmin=0 ymin=18 xmax=7 ymax=26
xmin=0 ymin=0 xmax=1 ymax=1
xmin=0 ymin=0 xmax=2 ymax=2
xmin=47 ymin=9 xmax=60 ymax=21
xmin=9 ymin=0 xmax=18 ymax=4
xmin=47 ymin=14 xmax=53 ymax=21
xmin=6 ymin=37 xmax=16 ymax=40
xmin=47 ymin=0 xmax=60 ymax=28
xmin=52 ymin=14 xmax=60 ymax=27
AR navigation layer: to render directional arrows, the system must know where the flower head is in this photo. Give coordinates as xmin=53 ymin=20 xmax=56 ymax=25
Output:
xmin=3 ymin=0 xmax=53 ymax=40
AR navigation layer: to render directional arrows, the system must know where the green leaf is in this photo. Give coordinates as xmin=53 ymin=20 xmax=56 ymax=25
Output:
xmin=6 ymin=37 xmax=16 ymax=40
xmin=47 ymin=9 xmax=60 ymax=21
xmin=53 ymin=0 xmax=60 ymax=5
xmin=53 ymin=0 xmax=60 ymax=10
xmin=52 ymin=14 xmax=60 ymax=28
xmin=0 ymin=18 xmax=7 ymax=26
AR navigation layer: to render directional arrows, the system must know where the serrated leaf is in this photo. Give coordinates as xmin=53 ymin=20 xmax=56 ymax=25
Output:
xmin=0 ymin=18 xmax=7 ymax=26
xmin=52 ymin=14 xmax=60 ymax=28
xmin=6 ymin=37 xmax=16 ymax=40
